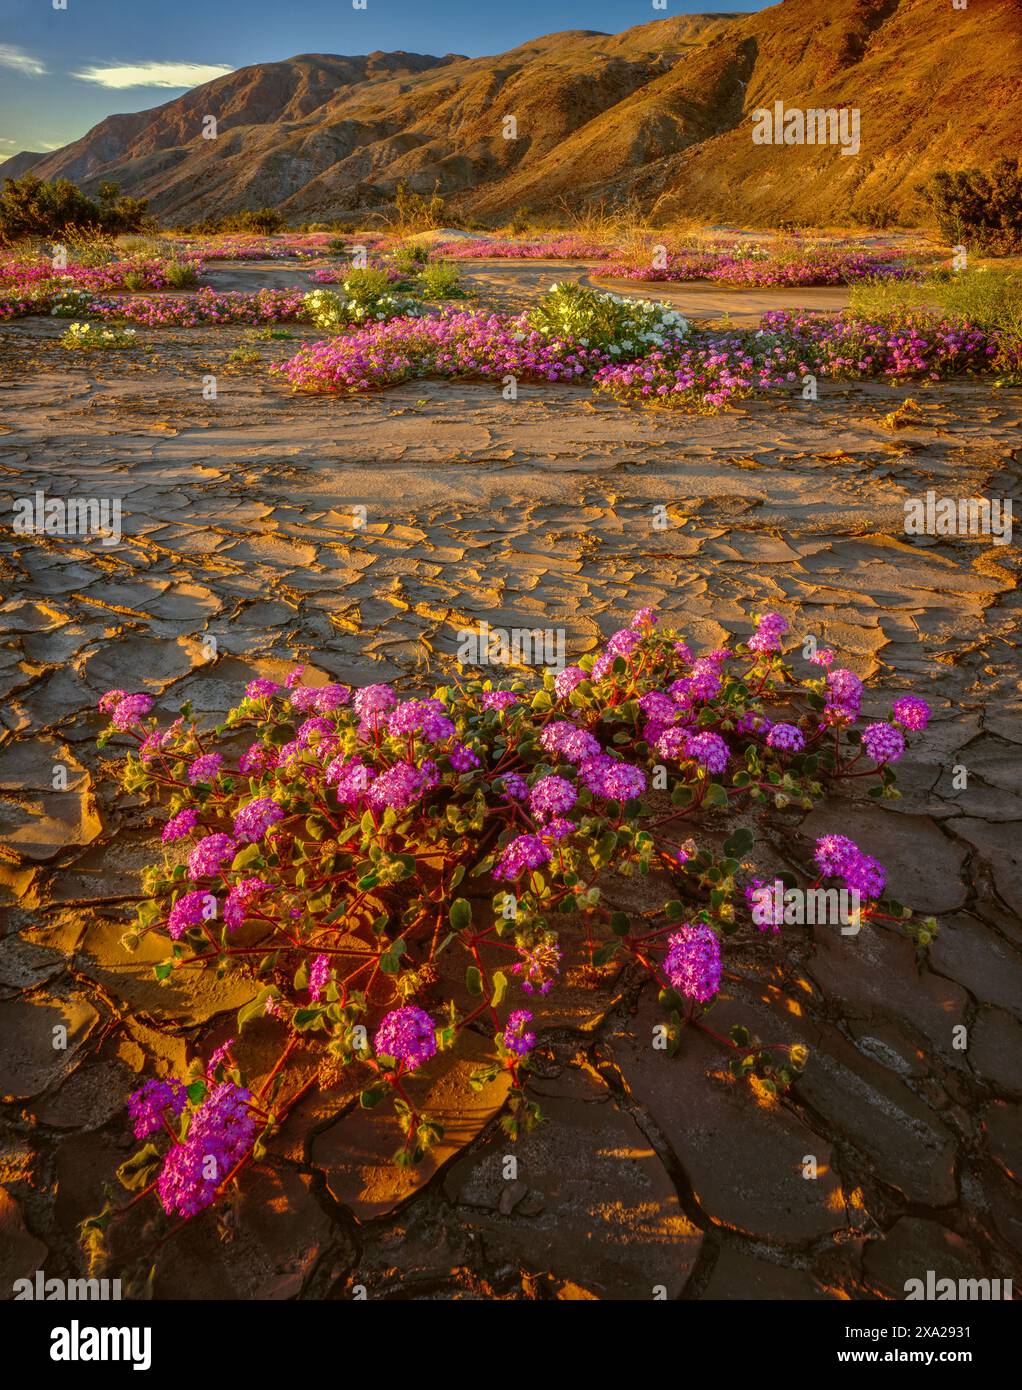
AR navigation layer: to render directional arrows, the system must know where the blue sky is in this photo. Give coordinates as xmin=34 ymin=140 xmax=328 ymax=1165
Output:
xmin=0 ymin=0 xmax=771 ymax=158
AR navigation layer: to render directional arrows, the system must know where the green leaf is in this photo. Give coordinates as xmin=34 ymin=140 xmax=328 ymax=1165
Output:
xmin=231 ymin=843 xmax=263 ymax=872
xmin=465 ymin=965 xmax=484 ymax=995
xmin=359 ymin=1084 xmax=386 ymax=1109
xmin=610 ymin=911 xmax=631 ymax=936
xmin=595 ymin=830 xmax=618 ymax=861
xmin=116 ymin=1143 xmax=162 ymax=1192
xmin=238 ymin=987 xmax=279 ymax=1031
xmin=293 ymin=1007 xmax=325 ymax=1032
xmin=154 ymin=961 xmax=173 ymax=982
xmin=185 ymin=1080 xmax=207 ymax=1105
xmin=703 ymin=782 xmax=729 ymax=808
xmin=723 ymin=827 xmax=755 ymax=857
xmin=449 ymin=898 xmax=472 ymax=931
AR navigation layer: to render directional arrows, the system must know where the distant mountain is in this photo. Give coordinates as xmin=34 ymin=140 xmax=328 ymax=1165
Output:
xmin=6 ymin=0 xmax=1020 ymax=226
xmin=0 ymin=151 xmax=46 ymax=179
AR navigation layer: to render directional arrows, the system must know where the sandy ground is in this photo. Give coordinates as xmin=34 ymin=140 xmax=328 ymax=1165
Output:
xmin=0 ymin=259 xmax=1021 ymax=1300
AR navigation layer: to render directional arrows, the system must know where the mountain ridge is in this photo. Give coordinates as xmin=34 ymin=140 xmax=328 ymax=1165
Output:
xmin=3 ymin=1 xmax=1019 ymax=226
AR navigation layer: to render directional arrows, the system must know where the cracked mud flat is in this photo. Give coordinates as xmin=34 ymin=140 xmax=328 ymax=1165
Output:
xmin=1 ymin=259 xmax=1021 ymax=1301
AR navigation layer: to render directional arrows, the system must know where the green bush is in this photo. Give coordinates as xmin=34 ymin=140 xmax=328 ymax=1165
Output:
xmin=921 ymin=158 xmax=1022 ymax=255
xmin=219 ymin=208 xmax=286 ymax=235
xmin=0 ymin=174 xmax=148 ymax=243
xmin=417 ymin=261 xmax=464 ymax=300
xmin=163 ymin=260 xmax=198 ymax=289
xmin=392 ymin=241 xmax=432 ymax=275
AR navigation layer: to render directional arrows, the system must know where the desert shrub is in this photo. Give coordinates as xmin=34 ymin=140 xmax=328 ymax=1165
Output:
xmin=391 ymin=240 xmax=432 ymax=275
xmin=0 ymin=174 xmax=97 ymax=241
xmin=219 ymin=207 xmax=286 ymax=235
xmin=58 ymin=231 xmax=118 ymax=266
xmin=527 ymin=282 xmax=688 ymax=356
xmin=417 ymin=260 xmax=465 ymax=300
xmin=852 ymin=203 xmax=897 ymax=230
xmin=393 ymin=179 xmax=448 ymax=233
xmin=0 ymin=174 xmax=148 ymax=243
xmin=921 ymin=158 xmax=1022 ymax=255
xmin=82 ymin=611 xmax=936 ymax=1271
xmin=96 ymin=181 xmax=150 ymax=235
xmin=163 ymin=259 xmax=198 ymax=289
xmin=117 ymin=235 xmax=172 ymax=259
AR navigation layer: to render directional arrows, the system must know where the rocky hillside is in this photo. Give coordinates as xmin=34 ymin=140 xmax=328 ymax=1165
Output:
xmin=3 ymin=0 xmax=1018 ymax=226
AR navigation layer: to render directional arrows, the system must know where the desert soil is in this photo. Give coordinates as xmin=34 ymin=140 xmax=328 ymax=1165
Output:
xmin=0 ymin=258 xmax=1020 ymax=1300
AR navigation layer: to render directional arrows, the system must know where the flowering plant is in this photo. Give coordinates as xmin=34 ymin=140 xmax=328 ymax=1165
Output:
xmin=302 ymin=279 xmax=424 ymax=330
xmin=59 ymin=320 xmax=138 ymax=350
xmin=594 ymin=309 xmax=999 ymax=410
xmin=85 ymin=609 xmax=937 ymax=1267
xmin=49 ymin=287 xmax=95 ymax=317
xmin=89 ymin=286 xmax=308 ymax=328
xmin=272 ymin=308 xmax=609 ymax=393
xmin=527 ymin=282 xmax=689 ymax=355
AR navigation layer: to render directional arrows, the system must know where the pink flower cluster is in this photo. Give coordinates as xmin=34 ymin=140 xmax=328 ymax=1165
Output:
xmin=435 ymin=237 xmax=616 ymax=260
xmin=595 ymin=310 xmax=999 ymax=411
xmin=90 ymin=286 xmax=308 ymax=327
xmin=273 ymin=310 xmax=610 ymax=393
xmin=0 ymin=254 xmax=203 ymax=294
xmin=605 ymin=245 xmax=919 ymax=287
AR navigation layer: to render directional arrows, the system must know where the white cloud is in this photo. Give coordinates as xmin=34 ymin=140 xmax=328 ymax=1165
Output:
xmin=0 ymin=45 xmax=47 ymax=78
xmin=71 ymin=61 xmax=233 ymax=90
xmin=0 ymin=137 xmax=18 ymax=148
